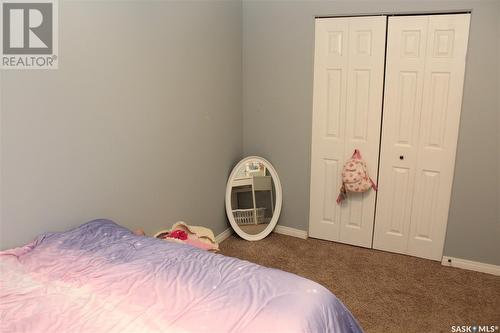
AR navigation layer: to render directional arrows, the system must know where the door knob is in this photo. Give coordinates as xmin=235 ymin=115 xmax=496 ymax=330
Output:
xmin=399 ymin=155 xmax=404 ymax=160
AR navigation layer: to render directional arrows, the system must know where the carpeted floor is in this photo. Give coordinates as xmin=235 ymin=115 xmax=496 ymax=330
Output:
xmin=220 ymin=233 xmax=500 ymax=333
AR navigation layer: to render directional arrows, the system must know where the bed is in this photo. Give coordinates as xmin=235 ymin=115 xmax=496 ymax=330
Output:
xmin=0 ymin=219 xmax=362 ymax=332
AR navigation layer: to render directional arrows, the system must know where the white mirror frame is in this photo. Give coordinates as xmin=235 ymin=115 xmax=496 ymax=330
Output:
xmin=225 ymin=156 xmax=282 ymax=241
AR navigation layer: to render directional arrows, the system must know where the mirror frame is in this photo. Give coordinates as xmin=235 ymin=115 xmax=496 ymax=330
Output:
xmin=225 ymin=156 xmax=282 ymax=241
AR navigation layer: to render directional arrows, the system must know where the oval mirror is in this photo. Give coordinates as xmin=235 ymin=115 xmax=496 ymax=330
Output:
xmin=225 ymin=156 xmax=282 ymax=241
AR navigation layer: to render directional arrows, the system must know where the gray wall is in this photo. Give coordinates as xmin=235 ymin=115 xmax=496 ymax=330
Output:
xmin=242 ymin=1 xmax=500 ymax=265
xmin=0 ymin=0 xmax=242 ymax=249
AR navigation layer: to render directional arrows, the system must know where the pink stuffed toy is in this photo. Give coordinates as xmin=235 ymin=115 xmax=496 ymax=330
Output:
xmin=156 ymin=229 xmax=188 ymax=241
xmin=166 ymin=230 xmax=188 ymax=240
xmin=153 ymin=222 xmax=219 ymax=251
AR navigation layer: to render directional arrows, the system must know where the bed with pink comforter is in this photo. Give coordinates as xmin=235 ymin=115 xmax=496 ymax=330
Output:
xmin=0 ymin=219 xmax=362 ymax=332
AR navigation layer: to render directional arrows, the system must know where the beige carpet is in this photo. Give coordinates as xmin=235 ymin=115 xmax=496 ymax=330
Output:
xmin=220 ymin=233 xmax=500 ymax=333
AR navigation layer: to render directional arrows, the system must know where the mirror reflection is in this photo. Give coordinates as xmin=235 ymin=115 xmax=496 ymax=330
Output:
xmin=229 ymin=160 xmax=276 ymax=235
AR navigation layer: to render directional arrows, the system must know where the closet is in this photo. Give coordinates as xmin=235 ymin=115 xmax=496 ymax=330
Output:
xmin=308 ymin=14 xmax=470 ymax=261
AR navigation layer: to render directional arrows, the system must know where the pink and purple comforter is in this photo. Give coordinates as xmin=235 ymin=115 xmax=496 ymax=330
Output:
xmin=0 ymin=219 xmax=362 ymax=332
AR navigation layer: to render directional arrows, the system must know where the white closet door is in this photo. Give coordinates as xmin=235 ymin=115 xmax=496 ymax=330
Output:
xmin=372 ymin=16 xmax=429 ymax=255
xmin=373 ymin=14 xmax=470 ymax=260
xmin=309 ymin=16 xmax=386 ymax=247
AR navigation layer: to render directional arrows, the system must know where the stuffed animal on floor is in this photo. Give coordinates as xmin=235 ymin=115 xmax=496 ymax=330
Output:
xmin=154 ymin=222 xmax=219 ymax=252
xmin=156 ymin=229 xmax=188 ymax=241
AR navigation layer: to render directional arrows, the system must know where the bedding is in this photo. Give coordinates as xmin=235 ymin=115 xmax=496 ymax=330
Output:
xmin=0 ymin=219 xmax=362 ymax=333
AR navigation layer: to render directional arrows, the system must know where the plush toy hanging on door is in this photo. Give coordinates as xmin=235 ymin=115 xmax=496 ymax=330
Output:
xmin=336 ymin=149 xmax=378 ymax=204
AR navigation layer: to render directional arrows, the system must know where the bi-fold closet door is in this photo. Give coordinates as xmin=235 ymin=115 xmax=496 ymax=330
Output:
xmin=309 ymin=16 xmax=387 ymax=248
xmin=309 ymin=14 xmax=471 ymax=260
xmin=373 ymin=14 xmax=470 ymax=260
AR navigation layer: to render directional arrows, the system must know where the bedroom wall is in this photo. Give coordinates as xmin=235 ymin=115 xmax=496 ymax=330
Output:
xmin=242 ymin=0 xmax=500 ymax=265
xmin=0 ymin=0 xmax=242 ymax=249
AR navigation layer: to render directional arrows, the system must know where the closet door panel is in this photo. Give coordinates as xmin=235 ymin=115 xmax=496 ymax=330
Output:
xmin=310 ymin=16 xmax=386 ymax=247
xmin=340 ymin=16 xmax=387 ymax=247
xmin=373 ymin=16 xmax=428 ymax=254
xmin=309 ymin=18 xmax=349 ymax=242
xmin=407 ymin=14 xmax=470 ymax=260
xmin=375 ymin=14 xmax=470 ymax=260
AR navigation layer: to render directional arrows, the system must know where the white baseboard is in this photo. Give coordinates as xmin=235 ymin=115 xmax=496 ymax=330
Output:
xmin=273 ymin=225 xmax=308 ymax=240
xmin=215 ymin=228 xmax=233 ymax=244
xmin=441 ymin=256 xmax=500 ymax=276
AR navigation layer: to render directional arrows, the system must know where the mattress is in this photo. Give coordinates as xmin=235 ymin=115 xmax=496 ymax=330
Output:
xmin=0 ymin=219 xmax=362 ymax=332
